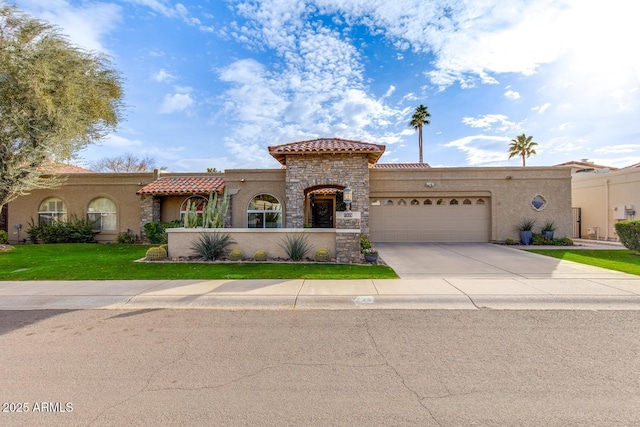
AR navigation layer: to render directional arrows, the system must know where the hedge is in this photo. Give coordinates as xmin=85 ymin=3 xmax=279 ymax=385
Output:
xmin=614 ymin=220 xmax=640 ymax=253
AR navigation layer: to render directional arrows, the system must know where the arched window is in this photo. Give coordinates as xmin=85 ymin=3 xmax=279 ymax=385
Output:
xmin=180 ymin=196 xmax=207 ymax=220
xmin=463 ymin=199 xmax=472 ymax=205
xmin=424 ymin=199 xmax=433 ymax=205
xmin=477 ymin=199 xmax=486 ymax=205
xmin=248 ymin=194 xmax=282 ymax=228
xmin=436 ymin=198 xmax=445 ymax=205
xmin=38 ymin=197 xmax=66 ymax=225
xmin=398 ymin=199 xmax=407 ymax=205
xmin=450 ymin=199 xmax=459 ymax=205
xmin=411 ymin=199 xmax=419 ymax=205
xmin=385 ymin=200 xmax=394 ymax=206
xmin=87 ymin=198 xmax=116 ymax=231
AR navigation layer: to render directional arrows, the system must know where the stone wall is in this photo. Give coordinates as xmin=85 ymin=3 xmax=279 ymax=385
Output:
xmin=139 ymin=194 xmax=161 ymax=241
xmin=284 ymin=153 xmax=370 ymax=231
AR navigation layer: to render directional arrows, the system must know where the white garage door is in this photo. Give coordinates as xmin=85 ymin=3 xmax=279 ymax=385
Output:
xmin=370 ymin=197 xmax=491 ymax=242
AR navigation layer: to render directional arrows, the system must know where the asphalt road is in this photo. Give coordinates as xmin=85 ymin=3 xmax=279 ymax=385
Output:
xmin=1 ymin=309 xmax=639 ymax=426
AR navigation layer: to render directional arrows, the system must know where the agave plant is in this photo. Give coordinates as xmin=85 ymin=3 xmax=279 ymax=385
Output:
xmin=190 ymin=232 xmax=234 ymax=260
xmin=278 ymin=234 xmax=311 ymax=261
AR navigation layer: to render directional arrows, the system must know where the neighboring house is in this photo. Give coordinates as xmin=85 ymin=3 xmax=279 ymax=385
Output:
xmin=570 ymin=162 xmax=640 ymax=241
xmin=5 ymin=138 xmax=573 ymax=244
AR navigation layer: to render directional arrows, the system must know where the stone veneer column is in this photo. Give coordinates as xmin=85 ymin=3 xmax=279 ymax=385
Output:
xmin=139 ymin=194 xmax=161 ymax=241
xmin=284 ymin=153 xmax=370 ymax=231
xmin=335 ymin=212 xmax=362 ymax=263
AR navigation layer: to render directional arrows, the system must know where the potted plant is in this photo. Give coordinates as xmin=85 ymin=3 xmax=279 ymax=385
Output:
xmin=541 ymin=221 xmax=556 ymax=240
xmin=517 ymin=218 xmax=536 ymax=245
xmin=362 ymin=247 xmax=379 ymax=263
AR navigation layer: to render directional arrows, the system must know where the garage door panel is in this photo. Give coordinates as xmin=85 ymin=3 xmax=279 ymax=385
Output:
xmin=370 ymin=198 xmax=490 ymax=242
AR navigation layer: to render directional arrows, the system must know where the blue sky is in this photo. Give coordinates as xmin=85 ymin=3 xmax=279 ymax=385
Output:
xmin=9 ymin=0 xmax=640 ymax=171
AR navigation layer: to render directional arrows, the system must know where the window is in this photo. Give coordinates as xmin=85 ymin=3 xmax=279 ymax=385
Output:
xmin=436 ymin=198 xmax=445 ymax=205
xmin=248 ymin=194 xmax=282 ymax=228
xmin=370 ymin=199 xmax=381 ymax=206
xmin=476 ymin=199 xmax=485 ymax=205
xmin=411 ymin=199 xmax=419 ymax=205
xmin=463 ymin=199 xmax=472 ymax=205
xmin=424 ymin=199 xmax=433 ymax=205
xmin=180 ymin=196 xmax=207 ymax=219
xmin=87 ymin=198 xmax=116 ymax=231
xmin=450 ymin=199 xmax=459 ymax=205
xmin=38 ymin=198 xmax=66 ymax=225
xmin=385 ymin=200 xmax=394 ymax=206
xmin=531 ymin=194 xmax=547 ymax=211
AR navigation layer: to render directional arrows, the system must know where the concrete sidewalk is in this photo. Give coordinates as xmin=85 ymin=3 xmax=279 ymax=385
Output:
xmin=2 ymin=243 xmax=639 ymax=311
xmin=1 ymin=273 xmax=640 ymax=310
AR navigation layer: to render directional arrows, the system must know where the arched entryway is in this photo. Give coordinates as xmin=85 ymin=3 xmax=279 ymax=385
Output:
xmin=304 ymin=185 xmax=346 ymax=228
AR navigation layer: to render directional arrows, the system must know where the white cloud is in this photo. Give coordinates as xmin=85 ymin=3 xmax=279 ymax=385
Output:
xmin=13 ymin=0 xmax=122 ymax=53
xmin=101 ymin=134 xmax=143 ymax=148
xmin=461 ymin=114 xmax=518 ymax=132
xmin=152 ymin=69 xmax=175 ymax=83
xmin=160 ymin=93 xmax=194 ymax=114
xmin=126 ymin=0 xmax=214 ymax=32
xmin=532 ymin=103 xmax=551 ymax=113
xmin=444 ymin=135 xmax=512 ymax=165
xmin=504 ymin=90 xmax=520 ymax=100
xmin=595 ymin=144 xmax=640 ymax=154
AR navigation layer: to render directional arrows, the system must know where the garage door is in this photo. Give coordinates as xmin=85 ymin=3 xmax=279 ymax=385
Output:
xmin=369 ymin=197 xmax=491 ymax=242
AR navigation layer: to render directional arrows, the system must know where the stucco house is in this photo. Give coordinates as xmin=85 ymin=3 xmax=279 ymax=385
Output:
xmin=570 ymin=161 xmax=640 ymax=241
xmin=4 ymin=138 xmax=573 ymax=255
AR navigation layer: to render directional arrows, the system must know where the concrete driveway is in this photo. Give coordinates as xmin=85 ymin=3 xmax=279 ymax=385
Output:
xmin=374 ymin=242 xmax=632 ymax=279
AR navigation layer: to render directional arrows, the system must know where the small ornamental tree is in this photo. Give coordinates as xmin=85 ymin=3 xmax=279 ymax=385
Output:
xmin=0 ymin=6 xmax=123 ymax=211
xmin=614 ymin=220 xmax=640 ymax=253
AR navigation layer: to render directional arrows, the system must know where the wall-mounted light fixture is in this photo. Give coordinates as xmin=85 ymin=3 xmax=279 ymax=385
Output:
xmin=240 ymin=178 xmax=246 ymax=182
xmin=425 ymin=182 xmax=435 ymax=188
xmin=343 ymin=185 xmax=353 ymax=212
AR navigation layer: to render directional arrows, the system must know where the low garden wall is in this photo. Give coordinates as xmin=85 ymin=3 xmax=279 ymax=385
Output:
xmin=167 ymin=228 xmax=339 ymax=260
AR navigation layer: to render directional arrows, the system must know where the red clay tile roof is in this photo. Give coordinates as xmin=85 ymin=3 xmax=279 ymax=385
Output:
xmin=136 ymin=177 xmax=225 ymax=196
xmin=621 ymin=162 xmax=640 ymax=169
xmin=268 ymin=138 xmax=386 ymax=165
xmin=373 ymin=163 xmax=431 ymax=169
xmin=38 ymin=162 xmax=93 ymax=173
xmin=554 ymin=160 xmax=617 ymax=170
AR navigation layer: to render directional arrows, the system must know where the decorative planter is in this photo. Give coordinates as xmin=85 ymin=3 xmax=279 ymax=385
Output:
xmin=543 ymin=231 xmax=554 ymax=240
xmin=519 ymin=230 xmax=533 ymax=245
xmin=364 ymin=253 xmax=379 ymax=263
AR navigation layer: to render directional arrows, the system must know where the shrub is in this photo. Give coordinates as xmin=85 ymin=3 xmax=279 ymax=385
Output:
xmin=143 ymin=221 xmax=181 ymax=244
xmin=145 ymin=246 xmax=167 ymax=260
xmin=115 ymin=230 xmax=136 ymax=244
xmin=504 ymin=238 xmax=515 ymax=245
xmin=615 ymin=221 xmax=640 ymax=252
xmin=360 ymin=234 xmax=372 ymax=252
xmin=532 ymin=233 xmax=552 ymax=245
xmin=229 ymin=248 xmax=243 ymax=261
xmin=314 ymin=248 xmax=331 ymax=262
xmin=190 ymin=232 xmax=234 ymax=260
xmin=278 ymin=234 xmax=311 ymax=261
xmin=254 ymin=250 xmax=268 ymax=261
xmin=26 ymin=215 xmax=96 ymax=244
xmin=516 ymin=218 xmax=536 ymax=231
xmin=552 ymin=236 xmax=574 ymax=246
xmin=0 ymin=230 xmax=8 ymax=244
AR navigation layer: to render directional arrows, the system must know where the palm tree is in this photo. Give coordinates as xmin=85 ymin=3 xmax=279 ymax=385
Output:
xmin=508 ymin=133 xmax=538 ymax=166
xmin=409 ymin=104 xmax=431 ymax=164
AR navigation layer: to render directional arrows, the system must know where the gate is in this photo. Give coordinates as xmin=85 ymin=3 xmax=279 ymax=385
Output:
xmin=572 ymin=207 xmax=581 ymax=238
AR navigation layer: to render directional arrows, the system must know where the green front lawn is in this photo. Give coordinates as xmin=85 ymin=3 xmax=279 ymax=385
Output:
xmin=0 ymin=244 xmax=397 ymax=280
xmin=526 ymin=249 xmax=640 ymax=276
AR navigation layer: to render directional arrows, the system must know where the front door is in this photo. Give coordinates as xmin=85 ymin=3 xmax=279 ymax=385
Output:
xmin=313 ymin=199 xmax=334 ymax=228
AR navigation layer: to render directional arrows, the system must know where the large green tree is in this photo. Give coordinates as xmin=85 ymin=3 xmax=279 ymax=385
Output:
xmin=409 ymin=104 xmax=431 ymax=164
xmin=0 ymin=5 xmax=123 ymax=209
xmin=508 ymin=133 xmax=538 ymax=166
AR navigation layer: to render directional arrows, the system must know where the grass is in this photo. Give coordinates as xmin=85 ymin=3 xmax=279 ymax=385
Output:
xmin=526 ymin=249 xmax=640 ymax=276
xmin=0 ymin=244 xmax=398 ymax=280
